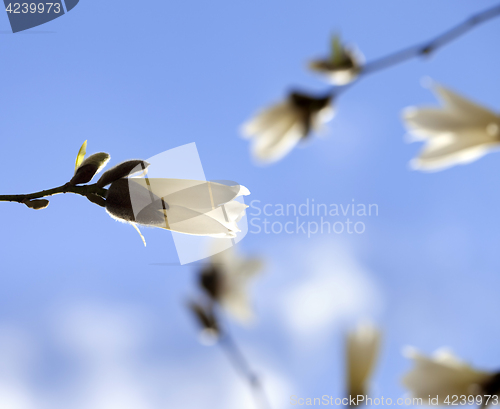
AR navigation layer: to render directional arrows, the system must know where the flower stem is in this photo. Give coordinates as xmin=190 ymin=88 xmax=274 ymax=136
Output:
xmin=0 ymin=183 xmax=108 ymax=204
xmin=330 ymin=3 xmax=500 ymax=99
xmin=362 ymin=3 xmax=500 ymax=75
xmin=218 ymin=329 xmax=272 ymax=409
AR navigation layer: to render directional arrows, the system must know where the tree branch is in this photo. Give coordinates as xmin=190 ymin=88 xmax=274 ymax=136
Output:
xmin=0 ymin=183 xmax=108 ymax=205
xmin=218 ymin=329 xmax=272 ymax=409
xmin=361 ymin=3 xmax=500 ymax=76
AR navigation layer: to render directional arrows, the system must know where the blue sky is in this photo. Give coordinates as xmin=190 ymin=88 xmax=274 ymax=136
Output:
xmin=1 ymin=0 xmax=500 ymax=408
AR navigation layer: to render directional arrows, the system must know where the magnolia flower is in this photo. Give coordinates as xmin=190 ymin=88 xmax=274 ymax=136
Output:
xmin=346 ymin=323 xmax=381 ymax=401
xmin=104 ymin=173 xmax=250 ymax=239
xmin=403 ymin=84 xmax=500 ymax=171
xmin=309 ymin=35 xmax=363 ymax=85
xmin=401 ymin=347 xmax=500 ymax=403
xmin=199 ymin=247 xmax=263 ymax=322
xmin=242 ymin=91 xmax=335 ymax=163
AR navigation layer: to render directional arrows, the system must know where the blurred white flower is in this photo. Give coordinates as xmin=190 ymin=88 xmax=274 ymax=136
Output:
xmin=105 ymin=178 xmax=250 ymax=239
xmin=403 ymin=84 xmax=500 ymax=171
xmin=346 ymin=323 xmax=381 ymax=399
xmin=401 ymin=347 xmax=495 ymax=403
xmin=309 ymin=35 xmax=363 ymax=86
xmin=242 ymin=91 xmax=335 ymax=163
xmin=200 ymin=247 xmax=264 ymax=323
xmin=187 ymin=300 xmax=220 ymax=345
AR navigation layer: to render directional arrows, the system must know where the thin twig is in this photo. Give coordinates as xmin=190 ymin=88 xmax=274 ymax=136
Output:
xmin=362 ymin=3 xmax=500 ymax=76
xmin=330 ymin=3 xmax=500 ymax=98
xmin=218 ymin=329 xmax=272 ymax=409
xmin=0 ymin=183 xmax=108 ymax=204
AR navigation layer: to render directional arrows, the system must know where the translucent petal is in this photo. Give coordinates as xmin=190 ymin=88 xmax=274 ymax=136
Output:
xmin=401 ymin=348 xmax=492 ymax=402
xmin=252 ymin=118 xmax=304 ymax=163
xmin=403 ymin=107 xmax=478 ymax=137
xmin=433 ymin=85 xmax=498 ymax=124
xmin=413 ymin=129 xmax=500 ymax=171
xmin=241 ymin=103 xmax=291 ymax=138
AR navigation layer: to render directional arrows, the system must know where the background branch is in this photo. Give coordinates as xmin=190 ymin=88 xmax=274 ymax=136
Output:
xmin=331 ymin=3 xmax=500 ymax=96
xmin=362 ymin=3 xmax=500 ymax=75
xmin=218 ymin=328 xmax=272 ymax=409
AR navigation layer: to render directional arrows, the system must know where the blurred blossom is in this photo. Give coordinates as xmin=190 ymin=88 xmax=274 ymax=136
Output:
xmin=199 ymin=246 xmax=264 ymax=323
xmin=242 ymin=91 xmax=335 ymax=163
xmin=403 ymin=84 xmax=500 ymax=171
xmin=309 ymin=35 xmax=363 ymax=86
xmin=188 ymin=301 xmax=220 ymax=345
xmin=346 ymin=323 xmax=381 ymax=402
xmin=401 ymin=347 xmax=500 ymax=403
xmin=105 ymin=177 xmax=250 ymax=238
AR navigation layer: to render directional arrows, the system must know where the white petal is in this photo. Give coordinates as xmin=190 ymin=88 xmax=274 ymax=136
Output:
xmin=412 ymin=129 xmax=500 ymax=171
xmin=434 ymin=85 xmax=498 ymax=124
xmin=403 ymin=107 xmax=478 ymax=138
xmin=236 ymin=185 xmax=251 ymax=197
xmin=312 ymin=105 xmax=336 ymax=131
xmin=208 ymin=247 xmax=264 ymax=323
xmin=347 ymin=323 xmax=381 ymax=397
xmin=221 ymin=290 xmax=254 ymax=322
xmin=252 ymin=119 xmax=304 ymax=163
xmin=164 ymin=205 xmax=237 ymax=237
xmin=132 ymin=179 xmax=244 ymax=212
xmin=241 ymin=102 xmax=292 ymax=138
xmin=402 ymin=348 xmax=492 ymax=402
xmin=204 ymin=203 xmax=246 ymax=233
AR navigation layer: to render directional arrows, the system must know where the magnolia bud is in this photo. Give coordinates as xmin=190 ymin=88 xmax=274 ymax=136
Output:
xmin=289 ymin=91 xmax=333 ymax=135
xmin=188 ymin=301 xmax=220 ymax=344
xmin=69 ymin=152 xmax=110 ymax=185
xmin=86 ymin=194 xmax=106 ymax=207
xmin=105 ymin=178 xmax=164 ymax=225
xmin=96 ymin=160 xmax=149 ymax=188
xmin=308 ymin=35 xmax=363 ymax=86
xmin=24 ymin=199 xmax=49 ymax=210
xmin=199 ymin=264 xmax=223 ymax=301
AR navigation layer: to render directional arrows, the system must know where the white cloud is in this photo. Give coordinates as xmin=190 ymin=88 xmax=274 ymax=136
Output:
xmin=0 ymin=301 xmax=293 ymax=409
xmin=278 ymin=240 xmax=384 ymax=346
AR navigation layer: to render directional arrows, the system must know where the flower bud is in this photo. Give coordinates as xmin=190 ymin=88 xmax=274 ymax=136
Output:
xmin=86 ymin=194 xmax=106 ymax=207
xmin=69 ymin=152 xmax=110 ymax=185
xmin=24 ymin=199 xmax=49 ymax=210
xmin=96 ymin=160 xmax=149 ymax=188
xmin=309 ymin=35 xmax=363 ymax=85
xmin=105 ymin=178 xmax=164 ymax=225
xmin=288 ymin=91 xmax=333 ymax=136
xmin=188 ymin=301 xmax=220 ymax=345
xmin=199 ymin=264 xmax=223 ymax=301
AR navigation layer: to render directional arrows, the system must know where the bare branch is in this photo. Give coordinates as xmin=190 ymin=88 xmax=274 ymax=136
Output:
xmin=361 ymin=4 xmax=500 ymax=76
xmin=0 ymin=183 xmax=108 ymax=206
